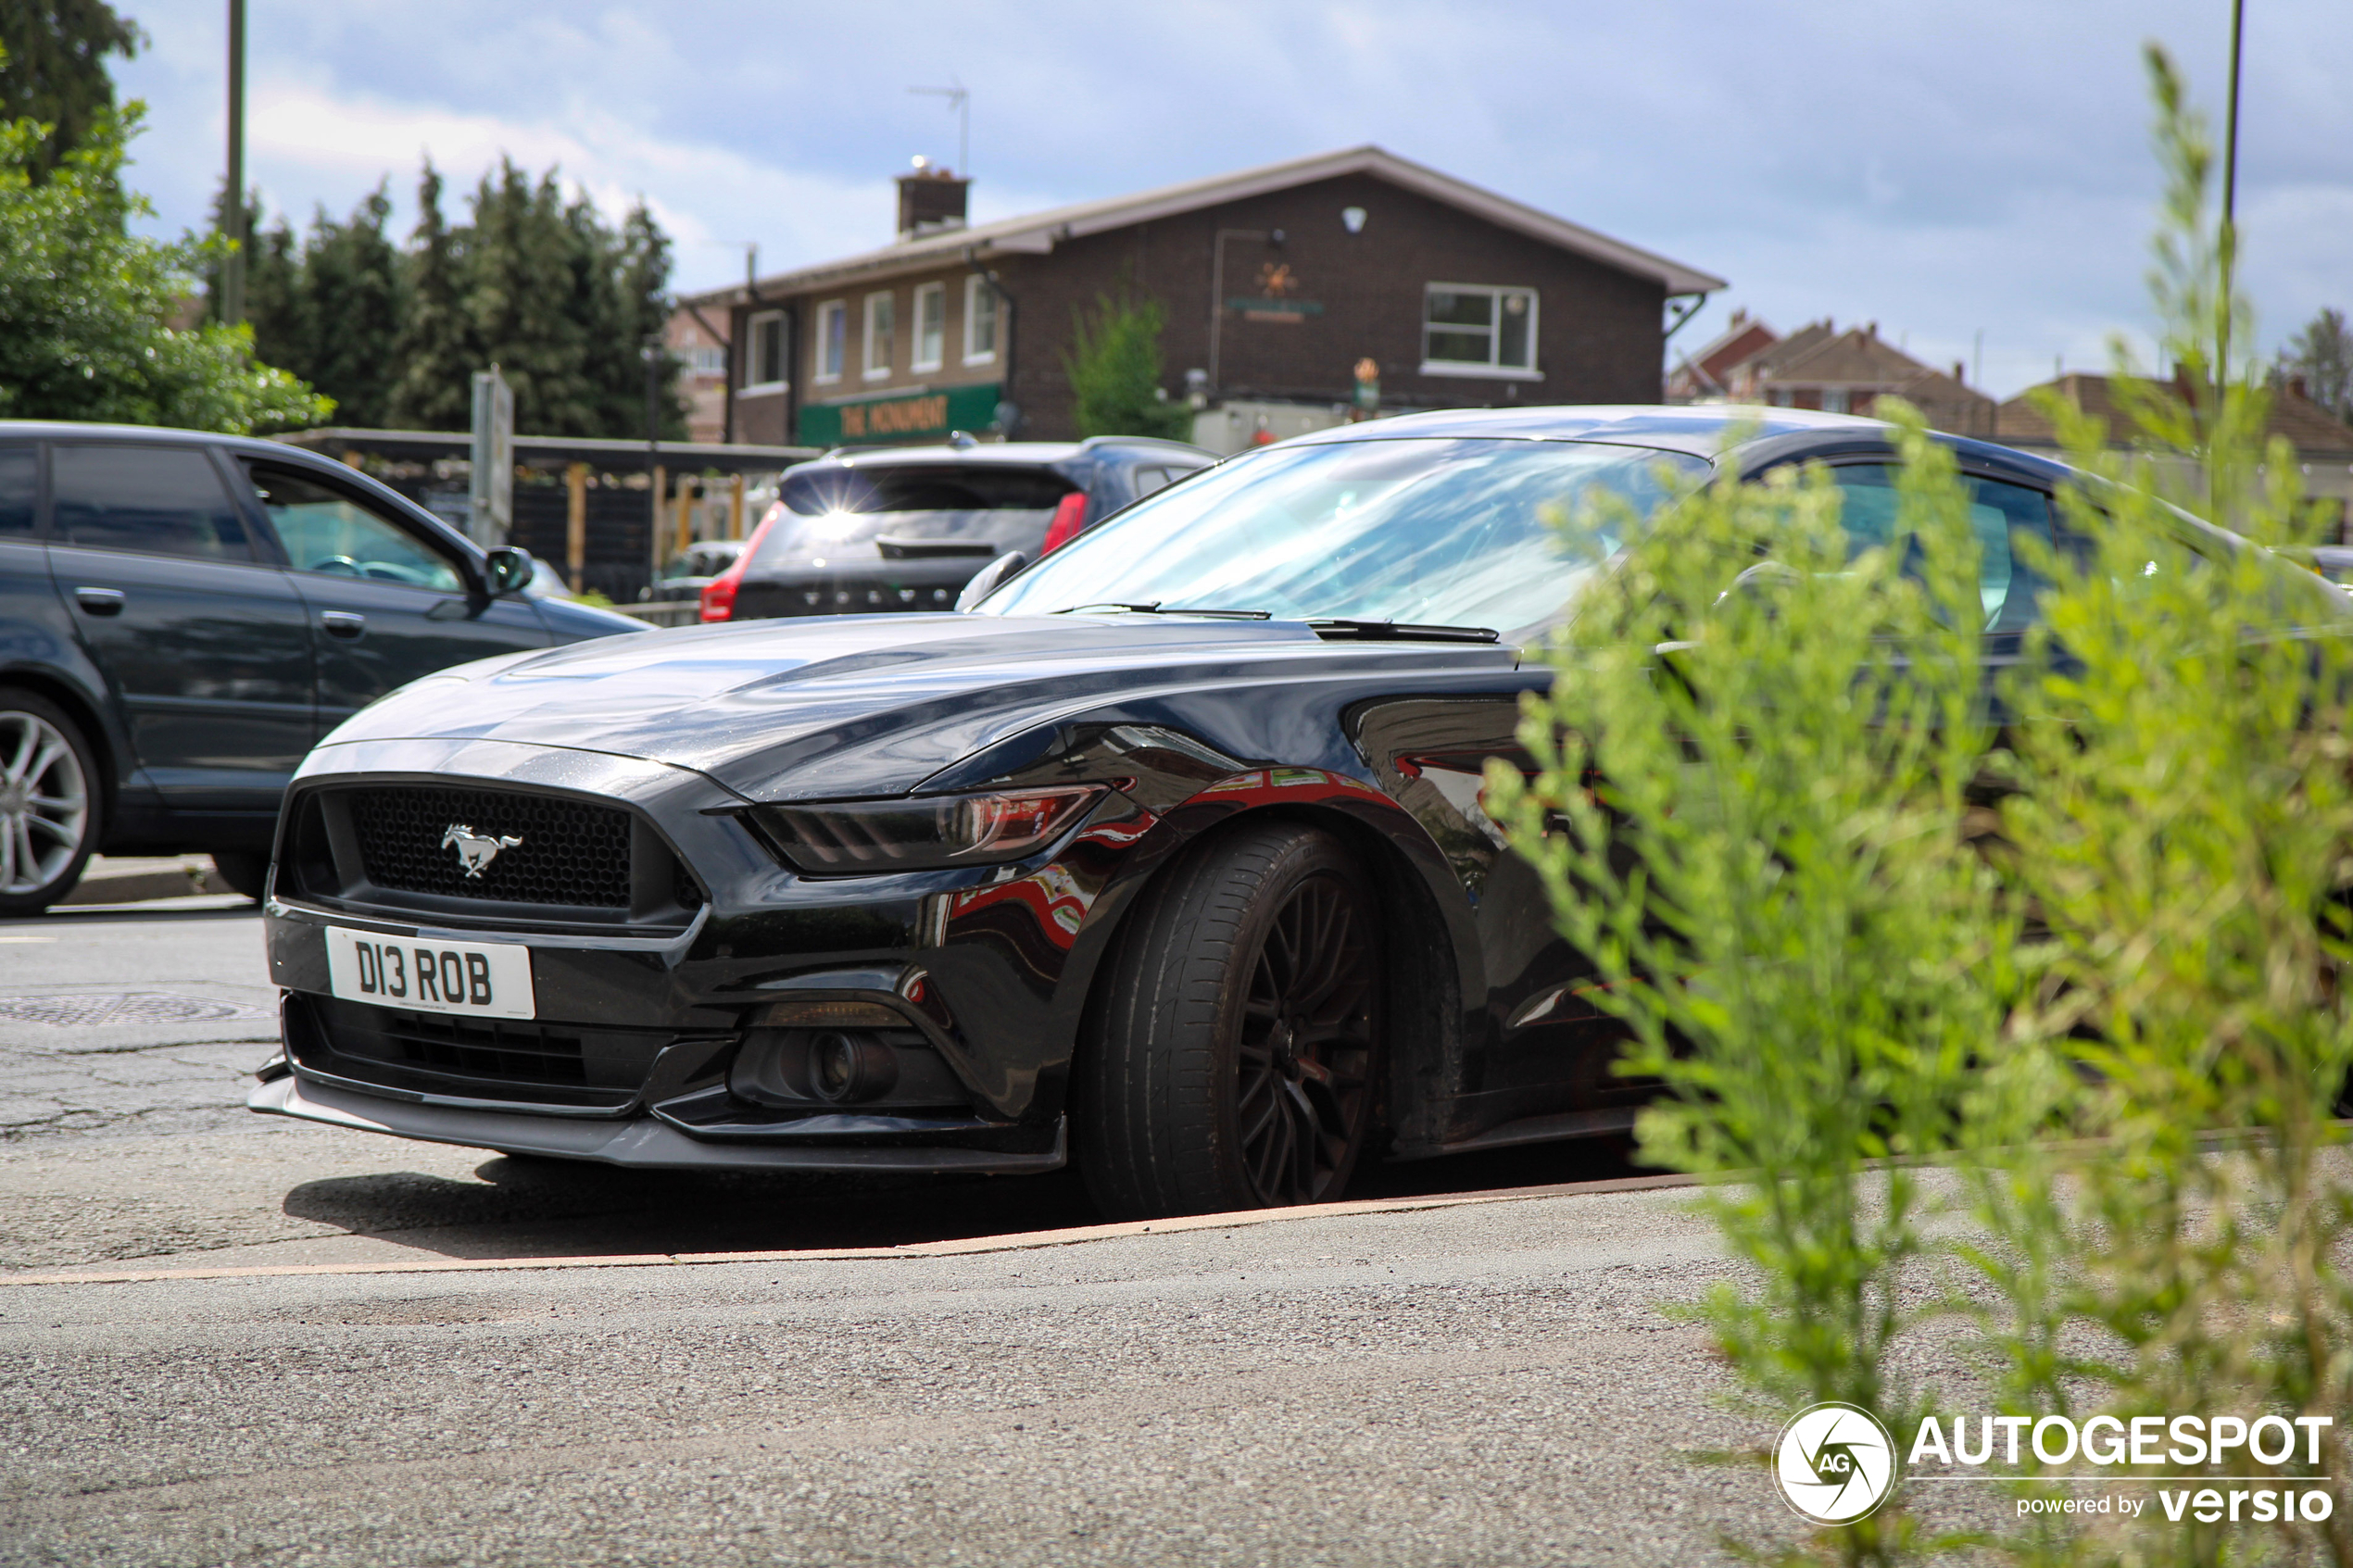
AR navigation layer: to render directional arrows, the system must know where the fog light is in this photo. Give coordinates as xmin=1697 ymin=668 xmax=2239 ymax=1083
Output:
xmin=808 ymin=1030 xmax=899 ymax=1103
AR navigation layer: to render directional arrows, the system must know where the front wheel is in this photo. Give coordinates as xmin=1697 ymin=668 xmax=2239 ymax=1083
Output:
xmin=1076 ymin=822 xmax=1382 ymax=1220
xmin=0 ymin=688 xmax=100 ymax=916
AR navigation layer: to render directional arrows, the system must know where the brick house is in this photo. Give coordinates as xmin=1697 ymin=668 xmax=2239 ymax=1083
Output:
xmin=1665 ymin=307 xmax=1779 ymax=402
xmin=1995 ymin=371 xmax=2353 ymax=534
xmin=1670 ymin=316 xmax=1994 ymax=437
xmin=684 ymin=145 xmax=1725 ymax=447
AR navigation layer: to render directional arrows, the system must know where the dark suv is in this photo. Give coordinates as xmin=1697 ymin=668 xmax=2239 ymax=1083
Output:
xmin=0 ymin=421 xmax=646 ymax=914
xmin=708 ymin=435 xmax=1214 ymax=621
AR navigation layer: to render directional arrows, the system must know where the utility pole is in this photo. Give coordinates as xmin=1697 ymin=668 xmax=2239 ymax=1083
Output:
xmin=222 ymin=0 xmax=246 ymax=327
xmin=643 ymin=336 xmax=663 ymax=588
xmin=2215 ymin=0 xmax=2246 ymax=382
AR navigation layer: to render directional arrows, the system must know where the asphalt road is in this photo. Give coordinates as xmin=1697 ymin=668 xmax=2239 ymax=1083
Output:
xmin=0 ymin=902 xmax=1893 ymax=1565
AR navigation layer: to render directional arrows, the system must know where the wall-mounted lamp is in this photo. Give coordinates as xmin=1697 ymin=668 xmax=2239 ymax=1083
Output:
xmin=1341 ymin=207 xmax=1367 ymax=234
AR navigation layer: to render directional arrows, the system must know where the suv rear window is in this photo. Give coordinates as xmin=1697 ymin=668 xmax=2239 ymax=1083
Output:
xmin=751 ymin=463 xmax=1076 ymax=568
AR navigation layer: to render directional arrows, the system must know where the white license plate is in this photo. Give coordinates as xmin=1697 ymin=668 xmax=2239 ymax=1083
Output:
xmin=324 ymin=926 xmax=535 ymax=1020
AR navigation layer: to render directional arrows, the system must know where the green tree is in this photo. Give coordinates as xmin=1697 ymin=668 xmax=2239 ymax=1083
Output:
xmin=386 ymin=162 xmax=473 ymax=430
xmin=1062 ymin=289 xmax=1191 ymax=441
xmin=0 ymin=1 xmax=140 ymax=179
xmin=2277 ymin=306 xmax=2353 ymax=423
xmin=574 ymin=198 xmax=684 ymax=440
xmin=0 ymin=107 xmax=329 ymax=432
xmin=298 ymin=184 xmax=401 ymax=428
xmin=466 ymin=158 xmax=591 ymax=434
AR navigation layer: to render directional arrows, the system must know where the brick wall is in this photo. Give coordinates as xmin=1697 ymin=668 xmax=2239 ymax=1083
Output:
xmin=732 ymin=172 xmax=1670 ymax=445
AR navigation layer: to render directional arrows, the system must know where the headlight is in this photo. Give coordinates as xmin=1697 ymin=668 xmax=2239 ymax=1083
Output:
xmin=750 ymin=784 xmax=1106 ymax=874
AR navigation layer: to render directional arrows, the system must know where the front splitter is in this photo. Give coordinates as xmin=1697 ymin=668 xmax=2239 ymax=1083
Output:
xmin=248 ymin=1074 xmax=1066 ymax=1175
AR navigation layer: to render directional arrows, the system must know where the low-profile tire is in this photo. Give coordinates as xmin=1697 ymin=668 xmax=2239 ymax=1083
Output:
xmin=0 ymin=687 xmax=101 ymax=917
xmin=1076 ymin=821 xmax=1382 ymax=1221
xmin=210 ymin=850 xmax=270 ymax=903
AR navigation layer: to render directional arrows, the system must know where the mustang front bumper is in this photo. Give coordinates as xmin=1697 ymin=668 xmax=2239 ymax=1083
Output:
xmin=247 ymin=1072 xmax=1066 ymax=1173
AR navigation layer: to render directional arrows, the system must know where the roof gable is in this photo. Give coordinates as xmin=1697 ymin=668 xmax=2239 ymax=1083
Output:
xmin=690 ymin=145 xmax=1726 ymax=306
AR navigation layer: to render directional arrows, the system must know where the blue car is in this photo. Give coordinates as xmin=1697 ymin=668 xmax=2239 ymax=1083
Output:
xmin=0 ymin=421 xmax=646 ymax=912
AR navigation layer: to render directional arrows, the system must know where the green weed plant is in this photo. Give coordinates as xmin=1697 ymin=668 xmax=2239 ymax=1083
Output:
xmin=1483 ymin=417 xmax=2016 ymax=1566
xmin=1488 ymin=44 xmax=2353 ymax=1568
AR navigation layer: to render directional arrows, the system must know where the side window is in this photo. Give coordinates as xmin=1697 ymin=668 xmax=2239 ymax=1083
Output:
xmin=1133 ymin=466 xmax=1174 ymax=499
xmin=51 ymin=445 xmax=253 ymax=560
xmin=0 ymin=445 xmax=36 ymax=535
xmin=243 ymin=464 xmax=464 ymax=593
xmin=1826 ymin=465 xmax=2054 ymax=630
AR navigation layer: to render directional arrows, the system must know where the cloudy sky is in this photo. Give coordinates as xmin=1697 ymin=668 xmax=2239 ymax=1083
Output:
xmin=110 ymin=0 xmax=2351 ymax=398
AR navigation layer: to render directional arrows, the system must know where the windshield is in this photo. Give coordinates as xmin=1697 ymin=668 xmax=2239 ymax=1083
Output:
xmin=751 ymin=463 xmax=1074 ymax=568
xmin=977 ymin=437 xmax=1707 ymax=637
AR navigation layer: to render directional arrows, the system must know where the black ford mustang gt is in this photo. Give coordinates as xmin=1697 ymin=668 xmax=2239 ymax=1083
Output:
xmin=247 ymin=405 xmax=2338 ymax=1219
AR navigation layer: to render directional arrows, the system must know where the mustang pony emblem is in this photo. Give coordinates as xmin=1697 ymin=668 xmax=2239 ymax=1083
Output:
xmin=441 ymin=823 xmax=522 ymax=878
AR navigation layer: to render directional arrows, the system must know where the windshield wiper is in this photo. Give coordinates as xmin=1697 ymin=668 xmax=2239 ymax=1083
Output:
xmin=1306 ymin=619 xmax=1501 ymax=643
xmin=1052 ymin=602 xmax=1274 ymax=620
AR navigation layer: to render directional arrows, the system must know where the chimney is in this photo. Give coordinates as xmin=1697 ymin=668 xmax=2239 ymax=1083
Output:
xmin=1953 ymin=361 xmax=1966 ymax=384
xmin=2288 ymin=373 xmax=2310 ymax=401
xmin=896 ymin=158 xmax=969 ymax=239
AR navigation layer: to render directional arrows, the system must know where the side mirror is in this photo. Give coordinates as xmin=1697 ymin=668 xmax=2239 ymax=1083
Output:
xmin=484 ymin=546 xmax=535 ymax=597
xmin=1713 ymin=559 xmax=1803 ymax=614
xmin=954 ymin=550 xmax=1030 ymax=612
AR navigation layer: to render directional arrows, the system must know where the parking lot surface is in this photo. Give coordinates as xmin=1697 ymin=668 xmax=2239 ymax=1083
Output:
xmin=0 ymin=904 xmax=1836 ymax=1566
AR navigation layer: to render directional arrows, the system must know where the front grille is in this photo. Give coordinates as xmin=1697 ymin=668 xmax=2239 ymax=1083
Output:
xmin=392 ymin=1010 xmax=588 ymax=1085
xmin=294 ymin=995 xmax=698 ymax=1110
xmin=348 ymin=786 xmax=632 ymax=909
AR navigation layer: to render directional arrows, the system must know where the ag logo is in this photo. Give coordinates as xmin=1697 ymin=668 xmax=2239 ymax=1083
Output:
xmin=1774 ymin=1402 xmax=1898 ymax=1524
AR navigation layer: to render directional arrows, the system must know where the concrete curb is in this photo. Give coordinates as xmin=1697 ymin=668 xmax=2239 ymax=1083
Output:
xmin=59 ymin=858 xmax=231 ymax=907
xmin=0 ymin=1171 xmax=1699 ymax=1288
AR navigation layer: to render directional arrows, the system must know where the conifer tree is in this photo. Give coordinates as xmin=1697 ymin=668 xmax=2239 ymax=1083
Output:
xmin=466 ymin=158 xmax=590 ymax=433
xmin=0 ymin=1 xmax=141 ymax=178
xmin=387 ymin=162 xmax=473 ymax=430
xmin=241 ymin=214 xmax=304 ymax=373
xmin=300 ymin=184 xmax=400 ymax=428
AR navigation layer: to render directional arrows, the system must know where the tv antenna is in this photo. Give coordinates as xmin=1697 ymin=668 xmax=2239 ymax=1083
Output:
xmin=908 ymin=79 xmax=969 ymax=177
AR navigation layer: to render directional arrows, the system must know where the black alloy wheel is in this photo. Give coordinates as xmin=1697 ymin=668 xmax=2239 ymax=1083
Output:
xmin=1076 ymin=822 xmax=1381 ymax=1220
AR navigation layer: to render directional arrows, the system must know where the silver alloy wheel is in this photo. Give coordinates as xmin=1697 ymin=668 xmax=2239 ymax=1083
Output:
xmin=0 ymin=710 xmax=91 ymax=897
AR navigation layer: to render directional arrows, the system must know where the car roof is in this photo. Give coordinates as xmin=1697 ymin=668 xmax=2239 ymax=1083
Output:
xmin=804 ymin=436 xmax=1214 ymax=472
xmin=1277 ymin=403 xmax=2078 ymax=486
xmin=0 ymin=420 xmax=341 ymax=459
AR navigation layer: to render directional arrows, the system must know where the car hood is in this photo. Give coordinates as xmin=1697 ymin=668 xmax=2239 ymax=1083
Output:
xmin=320 ymin=613 xmax=1519 ymax=802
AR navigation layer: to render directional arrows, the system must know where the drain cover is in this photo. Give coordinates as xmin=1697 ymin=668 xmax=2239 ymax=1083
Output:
xmin=0 ymin=992 xmax=270 ymax=1027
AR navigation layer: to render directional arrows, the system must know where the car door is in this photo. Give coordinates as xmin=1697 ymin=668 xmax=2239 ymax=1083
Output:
xmin=44 ymin=441 xmax=315 ymax=813
xmin=234 ymin=460 xmax=550 ymax=737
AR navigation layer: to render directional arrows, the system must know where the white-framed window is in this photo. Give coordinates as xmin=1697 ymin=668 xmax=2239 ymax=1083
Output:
xmin=742 ymin=310 xmax=786 ymax=392
xmin=1822 ymin=388 xmax=1851 ymax=415
xmin=1420 ymin=283 xmax=1541 ymax=379
xmin=963 ymin=274 xmax=999 ymax=366
xmin=863 ymin=290 xmax=896 ymax=380
xmin=912 ymin=282 xmax=947 ymax=372
xmin=814 ymin=300 xmax=846 ymax=384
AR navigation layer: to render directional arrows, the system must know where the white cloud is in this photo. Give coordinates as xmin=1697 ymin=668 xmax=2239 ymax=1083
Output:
xmin=108 ymin=0 xmax=2353 ymax=377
